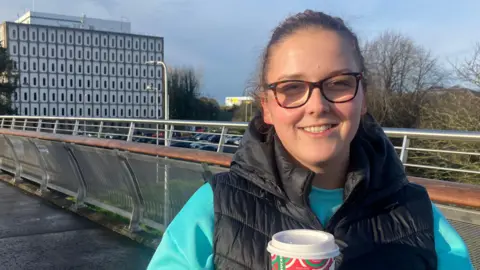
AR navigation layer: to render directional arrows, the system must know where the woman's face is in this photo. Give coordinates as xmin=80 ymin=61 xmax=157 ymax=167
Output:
xmin=262 ymin=28 xmax=366 ymax=172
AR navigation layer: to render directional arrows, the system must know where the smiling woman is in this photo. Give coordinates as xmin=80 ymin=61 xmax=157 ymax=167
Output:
xmin=147 ymin=10 xmax=473 ymax=270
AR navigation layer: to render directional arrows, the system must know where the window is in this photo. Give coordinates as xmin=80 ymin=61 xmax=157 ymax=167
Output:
xmin=51 ymin=78 xmax=55 ymax=87
xmin=33 ymin=92 xmax=37 ymax=101
xmin=136 ymin=96 xmax=139 ymax=103
xmin=32 ymin=32 xmax=36 ymax=40
xmin=150 ymin=70 xmax=154 ymax=77
xmin=120 ymin=95 xmax=124 ymax=103
xmin=112 ymin=108 xmax=116 ymax=116
xmin=60 ymin=49 xmax=64 ymax=58
xmin=69 ymin=64 xmax=73 ymax=73
xmin=135 ymin=109 xmax=139 ymax=117
xmin=112 ymin=95 xmax=116 ymax=103
xmin=120 ymin=81 xmax=123 ymax=89
xmin=143 ymin=96 xmax=147 ymax=103
xmin=77 ymin=35 xmax=81 ymax=44
xmin=70 ymin=93 xmax=74 ymax=102
xmin=32 ymin=47 xmax=36 ymax=55
xmin=127 ymin=40 xmax=131 ymax=48
xmin=87 ymin=94 xmax=91 ymax=102
xmin=95 ymin=51 xmax=99 ymax=60
xmin=70 ymin=79 xmax=73 ymax=87
xmin=95 ymin=37 xmax=99 ymax=45
xmin=60 ymin=64 xmax=64 ymax=72
xmin=128 ymin=109 xmax=131 ymax=116
xmin=135 ymin=82 xmax=139 ymax=90
xmin=150 ymin=96 xmax=154 ymax=103
xmin=127 ymin=68 xmax=131 ymax=76
xmin=78 ymin=79 xmax=82 ymax=88
xmin=52 ymin=93 xmax=56 ymax=102
xmin=69 ymin=35 xmax=73 ymax=43
xmin=24 ymin=92 xmax=27 ymax=101
xmin=42 ymin=93 xmax=47 ymax=101
xmin=87 ymin=65 xmax=90 ymax=74
xmin=143 ymin=69 xmax=146 ymax=77
xmin=87 ymin=108 xmax=91 ymax=116
xmin=86 ymin=51 xmax=90 ymax=59
xmin=33 ymin=62 xmax=37 ymax=71
xmin=96 ymin=94 xmax=99 ymax=102
xmin=96 ymin=108 xmax=99 ymax=116
xmin=87 ymin=80 xmax=91 ymax=88
xmin=33 ymin=77 xmax=37 ymax=86
xmin=70 ymin=108 xmax=74 ymax=116
xmin=104 ymin=108 xmax=108 ymax=115
xmin=12 ymin=45 xmax=17 ymax=54
xmin=24 ymin=108 xmax=28 ymax=115
xmin=12 ymin=29 xmax=17 ymax=39
xmin=103 ymin=81 xmax=107 ymax=89
xmin=104 ymin=94 xmax=107 ymax=102
xmin=42 ymin=78 xmax=46 ymax=86
xmin=51 ymin=63 xmax=55 ymax=72
xmin=103 ymin=66 xmax=107 ymax=75
xmin=69 ymin=50 xmax=73 ymax=58
xmin=43 ymin=108 xmax=47 ymax=116
xmin=52 ymin=107 xmax=56 ymax=116
xmin=142 ymin=42 xmax=146 ymax=50
xmin=128 ymin=81 xmax=131 ymax=89
xmin=41 ymin=32 xmax=45 ymax=41
xmin=128 ymin=95 xmax=131 ymax=103
xmin=120 ymin=109 xmax=123 ymax=117
xmin=86 ymin=36 xmax=90 ymax=44
xmin=34 ymin=107 xmax=38 ymax=116
xmin=78 ymin=65 xmax=82 ymax=73
xmin=111 ymin=81 xmax=115 ymax=89
xmin=61 ymin=108 xmax=65 ymax=116
xmin=135 ymin=55 xmax=139 ymax=63
xmin=23 ymin=46 xmax=26 ymax=55
xmin=120 ymin=68 xmax=123 ymax=76
xmin=95 ymin=66 xmax=99 ymax=74
xmin=60 ymin=78 xmax=64 ymax=87
xmin=51 ymin=33 xmax=55 ymax=41
xmin=135 ymin=69 xmax=139 ymax=76
xmin=61 ymin=93 xmax=65 ymax=101
xmin=51 ymin=48 xmax=54 ymax=56
xmin=119 ymin=54 xmax=123 ymax=62
xmin=111 ymin=52 xmax=115 ymax=61
xmin=23 ymin=62 xmax=27 ymax=70
xmin=42 ymin=47 xmax=46 ymax=56
xmin=78 ymin=94 xmax=82 ymax=102
xmin=77 ymin=50 xmax=82 ymax=59
xmin=95 ymin=80 xmax=99 ymax=88
xmin=60 ymin=34 xmax=64 ymax=43
xmin=111 ymin=67 xmax=115 ymax=75
xmin=42 ymin=63 xmax=46 ymax=71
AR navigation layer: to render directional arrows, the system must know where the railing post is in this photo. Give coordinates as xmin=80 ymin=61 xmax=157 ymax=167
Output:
xmin=10 ymin=118 xmax=15 ymax=130
xmin=2 ymin=135 xmax=22 ymax=183
xmin=97 ymin=121 xmax=104 ymax=138
xmin=36 ymin=119 xmax=43 ymax=133
xmin=63 ymin=143 xmax=87 ymax=210
xmin=22 ymin=119 xmax=27 ymax=131
xmin=127 ymin=122 xmax=135 ymax=142
xmin=217 ymin=126 xmax=228 ymax=153
xmin=116 ymin=150 xmax=144 ymax=232
xmin=0 ymin=118 xmax=4 ymax=128
xmin=53 ymin=120 xmax=59 ymax=134
xmin=399 ymin=135 xmax=410 ymax=164
xmin=73 ymin=120 xmax=79 ymax=136
xmin=28 ymin=139 xmax=49 ymax=194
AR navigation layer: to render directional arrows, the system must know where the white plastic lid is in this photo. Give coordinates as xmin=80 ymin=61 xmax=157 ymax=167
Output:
xmin=267 ymin=229 xmax=340 ymax=260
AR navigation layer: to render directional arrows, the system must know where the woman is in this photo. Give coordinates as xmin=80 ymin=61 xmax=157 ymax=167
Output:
xmin=147 ymin=10 xmax=473 ymax=270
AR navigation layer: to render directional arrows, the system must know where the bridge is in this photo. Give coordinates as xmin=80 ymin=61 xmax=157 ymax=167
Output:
xmin=0 ymin=116 xmax=478 ymax=269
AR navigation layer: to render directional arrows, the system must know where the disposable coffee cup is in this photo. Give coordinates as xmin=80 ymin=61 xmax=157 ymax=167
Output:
xmin=267 ymin=229 xmax=340 ymax=270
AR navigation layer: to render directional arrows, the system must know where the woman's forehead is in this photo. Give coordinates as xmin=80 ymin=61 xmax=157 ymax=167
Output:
xmin=266 ymin=28 xmax=359 ymax=82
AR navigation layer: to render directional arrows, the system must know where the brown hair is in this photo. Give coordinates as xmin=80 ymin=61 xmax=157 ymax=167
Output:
xmin=250 ymin=10 xmax=367 ymax=110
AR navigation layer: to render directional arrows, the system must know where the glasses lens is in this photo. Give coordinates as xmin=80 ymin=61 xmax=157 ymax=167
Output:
xmin=322 ymin=74 xmax=358 ymax=102
xmin=275 ymin=81 xmax=309 ymax=108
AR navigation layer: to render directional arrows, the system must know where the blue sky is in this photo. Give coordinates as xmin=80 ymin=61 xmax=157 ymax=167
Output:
xmin=1 ymin=0 xmax=480 ymax=104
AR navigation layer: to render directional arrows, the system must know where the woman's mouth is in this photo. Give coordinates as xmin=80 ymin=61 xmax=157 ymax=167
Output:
xmin=300 ymin=124 xmax=339 ymax=136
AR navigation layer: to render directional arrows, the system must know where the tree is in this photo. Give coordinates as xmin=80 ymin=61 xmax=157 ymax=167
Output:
xmin=0 ymin=47 xmax=18 ymax=115
xmin=167 ymin=66 xmax=202 ymax=120
xmin=451 ymin=42 xmax=480 ymax=88
xmin=362 ymin=31 xmax=447 ymax=128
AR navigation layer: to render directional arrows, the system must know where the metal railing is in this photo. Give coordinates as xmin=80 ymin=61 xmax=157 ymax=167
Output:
xmin=0 ymin=127 xmax=478 ymax=268
xmin=0 ymin=115 xmax=479 ymax=182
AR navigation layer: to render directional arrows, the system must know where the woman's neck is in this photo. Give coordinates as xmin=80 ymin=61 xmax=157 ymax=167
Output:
xmin=310 ymin=150 xmax=350 ymax=190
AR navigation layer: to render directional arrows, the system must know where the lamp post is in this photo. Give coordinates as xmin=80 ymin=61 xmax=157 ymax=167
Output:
xmin=144 ymin=60 xmax=169 ymax=226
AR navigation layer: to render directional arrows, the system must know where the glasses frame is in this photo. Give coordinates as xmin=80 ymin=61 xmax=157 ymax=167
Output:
xmin=266 ymin=72 xmax=363 ymax=109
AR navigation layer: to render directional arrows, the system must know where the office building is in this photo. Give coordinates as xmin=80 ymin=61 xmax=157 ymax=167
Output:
xmin=0 ymin=11 xmax=164 ymax=120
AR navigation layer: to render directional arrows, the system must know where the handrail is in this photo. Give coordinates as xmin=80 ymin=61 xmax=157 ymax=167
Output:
xmin=0 ymin=127 xmax=478 ymax=209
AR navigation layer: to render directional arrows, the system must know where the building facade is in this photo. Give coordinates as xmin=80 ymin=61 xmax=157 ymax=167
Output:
xmin=225 ymin=96 xmax=254 ymax=107
xmin=0 ymin=11 xmax=164 ymax=120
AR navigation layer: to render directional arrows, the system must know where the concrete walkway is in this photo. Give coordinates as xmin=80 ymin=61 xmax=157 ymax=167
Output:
xmin=0 ymin=181 xmax=154 ymax=270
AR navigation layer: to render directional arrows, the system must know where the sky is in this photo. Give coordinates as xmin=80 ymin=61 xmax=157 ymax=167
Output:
xmin=1 ymin=0 xmax=480 ymax=104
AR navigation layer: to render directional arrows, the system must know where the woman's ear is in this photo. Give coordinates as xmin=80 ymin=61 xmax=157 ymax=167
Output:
xmin=260 ymin=93 xmax=273 ymax=124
